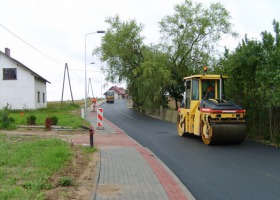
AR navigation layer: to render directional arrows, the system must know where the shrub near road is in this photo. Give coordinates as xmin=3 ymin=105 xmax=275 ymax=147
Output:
xmin=8 ymin=102 xmax=87 ymax=128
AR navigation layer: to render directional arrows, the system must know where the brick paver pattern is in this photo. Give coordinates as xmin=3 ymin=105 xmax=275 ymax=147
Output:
xmin=73 ymin=110 xmax=190 ymax=200
xmin=96 ymin=147 xmax=169 ymax=200
xmin=94 ymin=130 xmax=189 ymax=200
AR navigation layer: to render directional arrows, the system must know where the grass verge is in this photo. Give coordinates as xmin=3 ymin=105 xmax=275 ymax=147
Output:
xmin=0 ymin=134 xmax=73 ymax=199
xmin=8 ymin=100 xmax=92 ymax=128
xmin=0 ymin=99 xmax=99 ymax=199
xmin=0 ymin=133 xmax=98 ymax=200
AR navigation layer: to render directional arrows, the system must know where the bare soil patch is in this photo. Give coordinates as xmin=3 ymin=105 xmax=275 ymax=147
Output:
xmin=45 ymin=144 xmax=98 ymax=200
xmin=97 ymin=183 xmax=128 ymax=197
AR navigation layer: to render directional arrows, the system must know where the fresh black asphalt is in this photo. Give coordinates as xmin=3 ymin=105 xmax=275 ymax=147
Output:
xmin=101 ymin=99 xmax=280 ymax=200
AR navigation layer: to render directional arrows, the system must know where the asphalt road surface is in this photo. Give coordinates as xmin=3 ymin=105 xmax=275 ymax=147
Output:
xmin=101 ymin=99 xmax=280 ymax=200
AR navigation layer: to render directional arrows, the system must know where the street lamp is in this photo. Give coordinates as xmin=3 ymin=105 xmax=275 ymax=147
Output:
xmin=84 ymin=30 xmax=105 ymax=121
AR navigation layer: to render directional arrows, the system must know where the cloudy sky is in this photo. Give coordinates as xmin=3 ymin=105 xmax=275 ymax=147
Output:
xmin=0 ymin=0 xmax=279 ymax=101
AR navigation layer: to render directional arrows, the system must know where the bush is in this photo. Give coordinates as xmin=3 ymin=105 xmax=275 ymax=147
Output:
xmin=50 ymin=116 xmax=58 ymax=125
xmin=1 ymin=112 xmax=10 ymax=128
xmin=0 ymin=110 xmax=16 ymax=129
xmin=27 ymin=115 xmax=36 ymax=125
xmin=58 ymin=176 xmax=74 ymax=186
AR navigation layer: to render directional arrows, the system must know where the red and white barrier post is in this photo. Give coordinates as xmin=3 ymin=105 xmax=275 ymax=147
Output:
xmin=96 ymin=107 xmax=104 ymax=130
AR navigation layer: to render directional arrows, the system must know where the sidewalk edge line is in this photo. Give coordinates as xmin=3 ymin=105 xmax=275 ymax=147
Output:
xmin=101 ymin=115 xmax=196 ymax=200
xmin=144 ymin=147 xmax=196 ymax=200
xmin=90 ymin=149 xmax=101 ymax=200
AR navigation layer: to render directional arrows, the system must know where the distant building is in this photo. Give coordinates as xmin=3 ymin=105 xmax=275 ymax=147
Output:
xmin=0 ymin=48 xmax=50 ymax=110
xmin=103 ymin=85 xmax=128 ymax=100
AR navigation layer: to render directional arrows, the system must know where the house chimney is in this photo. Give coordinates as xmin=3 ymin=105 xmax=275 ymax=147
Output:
xmin=5 ymin=48 xmax=10 ymax=57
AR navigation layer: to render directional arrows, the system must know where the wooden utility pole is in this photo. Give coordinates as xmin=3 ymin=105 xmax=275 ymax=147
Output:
xmin=61 ymin=63 xmax=74 ymax=104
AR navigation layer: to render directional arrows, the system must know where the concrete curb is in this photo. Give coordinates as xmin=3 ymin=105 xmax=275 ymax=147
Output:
xmin=145 ymin=147 xmax=196 ymax=200
xmin=101 ymin=116 xmax=196 ymax=200
xmin=87 ymin=101 xmax=196 ymax=200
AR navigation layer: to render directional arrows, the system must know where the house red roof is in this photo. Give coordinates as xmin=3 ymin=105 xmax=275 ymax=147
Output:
xmin=104 ymin=85 xmax=127 ymax=96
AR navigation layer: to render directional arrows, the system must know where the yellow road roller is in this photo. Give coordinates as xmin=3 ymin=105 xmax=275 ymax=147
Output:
xmin=177 ymin=69 xmax=246 ymax=145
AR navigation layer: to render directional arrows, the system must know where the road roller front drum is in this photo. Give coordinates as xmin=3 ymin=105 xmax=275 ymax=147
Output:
xmin=200 ymin=118 xmax=246 ymax=145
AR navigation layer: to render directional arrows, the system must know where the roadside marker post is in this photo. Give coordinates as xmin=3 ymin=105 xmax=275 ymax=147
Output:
xmin=89 ymin=126 xmax=94 ymax=148
xmin=96 ymin=107 xmax=104 ymax=130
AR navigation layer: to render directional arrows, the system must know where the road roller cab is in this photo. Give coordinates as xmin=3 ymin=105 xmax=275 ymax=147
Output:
xmin=177 ymin=69 xmax=246 ymax=145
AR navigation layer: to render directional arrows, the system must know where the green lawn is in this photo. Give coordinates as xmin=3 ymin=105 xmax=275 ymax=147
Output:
xmin=0 ymin=134 xmax=72 ymax=199
xmin=0 ymin=100 xmax=96 ymax=199
xmin=8 ymin=100 xmax=91 ymax=129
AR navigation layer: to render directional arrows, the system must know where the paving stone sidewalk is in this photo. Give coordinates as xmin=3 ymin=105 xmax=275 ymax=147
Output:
xmin=72 ymin=104 xmax=195 ymax=200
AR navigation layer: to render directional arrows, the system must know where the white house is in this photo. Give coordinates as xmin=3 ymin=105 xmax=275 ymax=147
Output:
xmin=0 ymin=48 xmax=50 ymax=110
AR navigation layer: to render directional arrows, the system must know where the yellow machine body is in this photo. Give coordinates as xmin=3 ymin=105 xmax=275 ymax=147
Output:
xmin=177 ymin=74 xmax=246 ymax=145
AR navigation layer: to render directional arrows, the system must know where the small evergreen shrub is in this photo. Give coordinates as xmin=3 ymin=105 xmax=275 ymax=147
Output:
xmin=27 ymin=115 xmax=36 ymax=125
xmin=0 ymin=110 xmax=16 ymax=129
xmin=50 ymin=116 xmax=58 ymax=125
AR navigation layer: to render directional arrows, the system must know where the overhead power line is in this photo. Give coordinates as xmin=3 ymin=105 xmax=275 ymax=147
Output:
xmin=69 ymin=68 xmax=102 ymax=72
xmin=0 ymin=23 xmax=63 ymax=65
xmin=68 ymin=68 xmax=84 ymax=80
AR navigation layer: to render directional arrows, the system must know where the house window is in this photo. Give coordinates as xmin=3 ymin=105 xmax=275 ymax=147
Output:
xmin=3 ymin=68 xmax=17 ymax=80
xmin=43 ymin=93 xmax=45 ymax=103
xmin=37 ymin=91 xmax=40 ymax=103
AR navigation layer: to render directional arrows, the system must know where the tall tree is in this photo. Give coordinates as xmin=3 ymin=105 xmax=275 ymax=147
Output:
xmin=159 ymin=0 xmax=237 ymax=109
xmin=94 ymin=15 xmax=144 ymax=102
xmin=132 ymin=45 xmax=171 ymax=109
xmin=94 ymin=16 xmax=171 ymax=109
xmin=221 ymin=36 xmax=264 ymax=130
xmin=95 ymin=15 xmax=144 ymax=84
xmin=221 ymin=20 xmax=280 ymax=144
xmin=257 ymin=20 xmax=280 ymax=143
